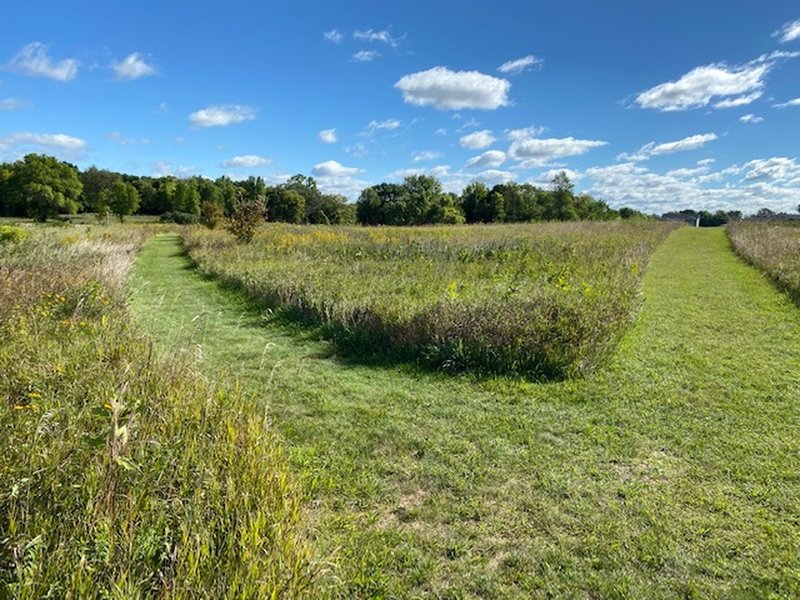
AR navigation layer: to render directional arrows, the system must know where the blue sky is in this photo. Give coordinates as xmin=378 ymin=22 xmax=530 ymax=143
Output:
xmin=1 ymin=0 xmax=799 ymax=213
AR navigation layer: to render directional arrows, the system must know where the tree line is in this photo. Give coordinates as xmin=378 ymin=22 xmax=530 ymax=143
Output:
xmin=0 ymin=152 xmax=660 ymax=226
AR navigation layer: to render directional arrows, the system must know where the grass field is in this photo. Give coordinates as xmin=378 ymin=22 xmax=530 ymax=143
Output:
xmin=0 ymin=227 xmax=314 ymax=598
xmin=183 ymin=222 xmax=676 ymax=378
xmin=728 ymin=220 xmax=800 ymax=304
xmin=128 ymin=225 xmax=800 ymax=598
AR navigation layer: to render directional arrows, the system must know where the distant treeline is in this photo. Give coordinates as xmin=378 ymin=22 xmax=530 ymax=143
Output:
xmin=3 ymin=153 xmax=793 ymax=226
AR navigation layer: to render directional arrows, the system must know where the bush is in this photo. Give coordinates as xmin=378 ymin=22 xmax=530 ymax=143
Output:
xmin=226 ymin=198 xmax=266 ymax=243
xmin=159 ymin=211 xmax=201 ymax=225
xmin=0 ymin=225 xmax=28 ymax=244
xmin=200 ymin=201 xmax=225 ymax=229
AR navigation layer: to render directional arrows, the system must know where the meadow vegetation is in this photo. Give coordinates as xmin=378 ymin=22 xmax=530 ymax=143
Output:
xmin=183 ymin=221 xmax=678 ymax=378
xmin=728 ymin=220 xmax=800 ymax=303
xmin=0 ymin=226 xmax=314 ymax=598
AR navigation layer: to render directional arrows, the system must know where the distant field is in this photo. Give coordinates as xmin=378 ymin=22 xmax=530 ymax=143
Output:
xmin=728 ymin=220 xmax=800 ymax=303
xmin=184 ymin=222 xmax=677 ymax=378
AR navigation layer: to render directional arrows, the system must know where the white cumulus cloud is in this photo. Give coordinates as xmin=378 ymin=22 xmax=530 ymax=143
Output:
xmin=312 ymin=160 xmax=361 ymax=177
xmin=366 ymin=119 xmax=401 ymax=133
xmin=318 ymin=128 xmax=337 ymax=143
xmin=497 ymin=55 xmax=543 ymax=75
xmin=740 ymin=114 xmax=764 ymax=124
xmin=774 ymin=18 xmax=800 ymax=43
xmin=466 ymin=150 xmax=507 ymax=169
xmin=0 ymin=132 xmax=87 ymax=159
xmin=395 ymin=67 xmax=511 ymax=110
xmin=112 ymin=52 xmax=157 ymax=79
xmin=460 ymin=130 xmax=496 ymax=149
xmin=634 ymin=52 xmax=798 ymax=112
xmin=509 ymin=136 xmax=607 ymax=165
xmin=6 ymin=42 xmax=79 ymax=81
xmin=221 ymin=155 xmax=270 ymax=168
xmin=189 ymin=104 xmax=257 ymax=127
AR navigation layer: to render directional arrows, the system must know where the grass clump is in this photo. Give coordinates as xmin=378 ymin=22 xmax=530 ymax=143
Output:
xmin=183 ymin=221 xmax=678 ymax=379
xmin=727 ymin=220 xmax=800 ymax=303
xmin=0 ymin=225 xmax=28 ymax=244
xmin=0 ymin=227 xmax=315 ymax=598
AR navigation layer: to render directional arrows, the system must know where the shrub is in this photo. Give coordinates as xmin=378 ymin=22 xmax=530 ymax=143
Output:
xmin=159 ymin=211 xmax=201 ymax=225
xmin=0 ymin=225 xmax=28 ymax=244
xmin=200 ymin=200 xmax=225 ymax=229
xmin=226 ymin=198 xmax=266 ymax=243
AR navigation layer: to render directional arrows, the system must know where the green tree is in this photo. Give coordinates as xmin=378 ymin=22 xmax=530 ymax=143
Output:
xmin=9 ymin=154 xmax=83 ymax=221
xmin=80 ymin=166 xmax=118 ymax=213
xmin=101 ymin=179 xmax=140 ymax=222
xmin=174 ymin=180 xmax=201 ymax=215
xmin=227 ymin=197 xmax=266 ymax=243
xmin=268 ymin=189 xmax=305 ymax=223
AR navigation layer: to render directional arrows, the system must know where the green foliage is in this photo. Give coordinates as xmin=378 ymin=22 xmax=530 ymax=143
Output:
xmin=200 ymin=200 xmax=225 ymax=229
xmin=184 ymin=222 xmax=677 ymax=378
xmin=173 ymin=180 xmax=201 ymax=215
xmin=100 ymin=179 xmax=140 ymax=222
xmin=268 ymin=188 xmax=306 ymax=223
xmin=356 ymin=176 xmax=466 ymax=226
xmin=159 ymin=211 xmax=201 ymax=225
xmin=0 ymin=225 xmax=28 ymax=244
xmin=0 ymin=228 xmax=314 ymax=597
xmin=226 ymin=197 xmax=266 ymax=243
xmin=5 ymin=154 xmax=83 ymax=221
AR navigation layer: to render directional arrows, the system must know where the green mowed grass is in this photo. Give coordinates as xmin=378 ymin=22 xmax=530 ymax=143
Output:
xmin=130 ymin=227 xmax=800 ymax=598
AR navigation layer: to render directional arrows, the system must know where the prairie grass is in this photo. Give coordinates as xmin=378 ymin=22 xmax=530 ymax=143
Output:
xmin=727 ymin=220 xmax=800 ymax=303
xmin=0 ymin=226 xmax=314 ymax=598
xmin=183 ymin=221 xmax=677 ymax=378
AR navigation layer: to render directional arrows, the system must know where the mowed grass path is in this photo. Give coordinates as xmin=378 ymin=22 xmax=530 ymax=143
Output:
xmin=130 ymin=228 xmax=800 ymax=598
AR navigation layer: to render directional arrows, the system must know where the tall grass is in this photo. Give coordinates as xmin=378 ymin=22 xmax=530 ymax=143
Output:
xmin=0 ymin=226 xmax=315 ymax=598
xmin=183 ymin=222 xmax=678 ymax=379
xmin=727 ymin=220 xmax=800 ymax=303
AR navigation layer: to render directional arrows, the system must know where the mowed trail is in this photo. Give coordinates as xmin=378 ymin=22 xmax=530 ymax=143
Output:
xmin=130 ymin=228 xmax=800 ymax=598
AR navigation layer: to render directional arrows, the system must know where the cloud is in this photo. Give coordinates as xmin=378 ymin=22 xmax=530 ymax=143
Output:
xmin=713 ymin=90 xmax=762 ymax=108
xmin=390 ymin=165 xmax=451 ymax=179
xmin=651 ymin=133 xmax=718 ymax=155
xmin=412 ymin=150 xmax=443 ymax=162
xmin=774 ymin=18 xmax=800 ymax=43
xmin=740 ymin=114 xmax=764 ymax=124
xmin=395 ymin=67 xmax=511 ymax=110
xmin=188 ymin=104 xmax=257 ymax=127
xmin=0 ymin=98 xmax=29 ymax=111
xmin=318 ymin=128 xmax=337 ymax=143
xmin=497 ymin=55 xmax=543 ymax=75
xmin=506 ymin=126 xmax=547 ymax=141
xmin=618 ymin=133 xmax=718 ymax=161
xmin=156 ymin=101 xmax=169 ymax=113
xmin=466 ymin=150 xmax=507 ymax=169
xmin=508 ymin=135 xmax=607 ymax=165
xmin=106 ymin=131 xmax=150 ymax=146
xmin=221 ymin=155 xmax=270 ymax=168
xmin=5 ymin=42 xmax=79 ymax=81
xmin=353 ymin=29 xmax=399 ymax=46
xmin=774 ymin=97 xmax=800 ymax=108
xmin=150 ymin=161 xmax=197 ymax=178
xmin=353 ymin=50 xmax=380 ymax=62
xmin=0 ymin=132 xmax=87 ymax=159
xmin=112 ymin=52 xmax=157 ymax=79
xmin=634 ymin=53 xmax=797 ymax=111
xmin=324 ymin=29 xmax=343 ymax=43
xmin=742 ymin=157 xmax=800 ymax=182
xmin=533 ymin=168 xmax=581 ymax=185
xmin=582 ymin=158 xmax=800 ymax=214
xmin=435 ymin=128 xmax=447 ymax=135
xmin=475 ymin=169 xmax=515 ymax=184
xmin=366 ymin=118 xmax=401 ymax=133
xmin=460 ymin=130 xmax=496 ymax=149
xmin=312 ymin=160 xmax=361 ymax=177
